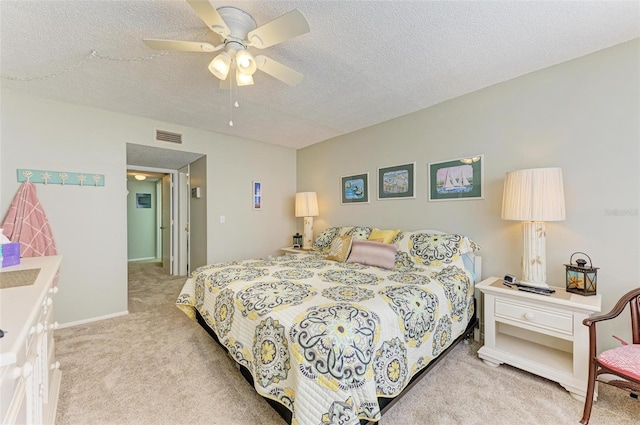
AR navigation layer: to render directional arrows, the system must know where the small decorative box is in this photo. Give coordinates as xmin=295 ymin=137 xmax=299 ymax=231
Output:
xmin=0 ymin=242 xmax=21 ymax=268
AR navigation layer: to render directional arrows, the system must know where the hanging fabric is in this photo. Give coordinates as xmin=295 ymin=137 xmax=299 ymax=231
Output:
xmin=2 ymin=181 xmax=57 ymax=257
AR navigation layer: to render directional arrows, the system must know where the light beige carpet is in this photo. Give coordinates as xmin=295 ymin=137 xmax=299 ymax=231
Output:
xmin=54 ymin=262 xmax=639 ymax=425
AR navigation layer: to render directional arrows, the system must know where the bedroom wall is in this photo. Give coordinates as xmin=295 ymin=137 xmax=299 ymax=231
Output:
xmin=0 ymin=90 xmax=297 ymax=326
xmin=297 ymin=39 xmax=640 ymax=351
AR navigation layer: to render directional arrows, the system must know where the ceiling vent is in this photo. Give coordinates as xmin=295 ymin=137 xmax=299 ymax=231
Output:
xmin=156 ymin=129 xmax=182 ymax=144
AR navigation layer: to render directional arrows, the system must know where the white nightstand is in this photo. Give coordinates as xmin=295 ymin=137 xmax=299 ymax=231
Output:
xmin=280 ymin=247 xmax=310 ymax=255
xmin=476 ymin=277 xmax=601 ymax=401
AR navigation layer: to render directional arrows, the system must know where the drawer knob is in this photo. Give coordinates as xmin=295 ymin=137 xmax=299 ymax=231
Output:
xmin=12 ymin=362 xmax=33 ymax=379
xmin=525 ymin=312 xmax=535 ymax=321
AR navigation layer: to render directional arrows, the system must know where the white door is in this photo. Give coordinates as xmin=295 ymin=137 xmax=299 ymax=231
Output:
xmin=161 ymin=174 xmax=172 ymax=273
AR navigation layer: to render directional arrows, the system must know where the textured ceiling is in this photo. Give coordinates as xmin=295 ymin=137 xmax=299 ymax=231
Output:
xmin=1 ymin=1 xmax=638 ymax=150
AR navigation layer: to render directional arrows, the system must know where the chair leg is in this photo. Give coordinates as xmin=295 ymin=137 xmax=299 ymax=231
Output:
xmin=580 ymin=361 xmax=598 ymax=424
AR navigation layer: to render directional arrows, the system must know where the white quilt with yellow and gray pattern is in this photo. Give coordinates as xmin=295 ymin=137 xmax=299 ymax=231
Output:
xmin=177 ymin=230 xmax=477 ymax=425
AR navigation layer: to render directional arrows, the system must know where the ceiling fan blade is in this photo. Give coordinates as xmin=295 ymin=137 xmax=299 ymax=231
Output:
xmin=247 ymin=9 xmax=310 ymax=49
xmin=186 ymin=0 xmax=230 ymax=37
xmin=143 ymin=39 xmax=220 ymax=52
xmin=255 ymin=55 xmax=303 ymax=86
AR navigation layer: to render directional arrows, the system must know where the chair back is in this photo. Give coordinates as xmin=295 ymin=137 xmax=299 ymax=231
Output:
xmin=631 ymin=287 xmax=640 ymax=344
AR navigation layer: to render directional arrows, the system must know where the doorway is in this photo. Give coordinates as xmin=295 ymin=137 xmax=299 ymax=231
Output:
xmin=126 ymin=169 xmax=175 ymax=270
xmin=126 ymin=142 xmax=206 ymax=277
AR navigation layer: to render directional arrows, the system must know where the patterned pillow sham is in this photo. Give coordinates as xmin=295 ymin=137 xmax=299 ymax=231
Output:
xmin=312 ymin=227 xmax=341 ymax=252
xmin=312 ymin=226 xmax=358 ymax=252
xmin=396 ymin=231 xmax=479 ymax=267
xmin=345 ymin=226 xmax=373 ymax=240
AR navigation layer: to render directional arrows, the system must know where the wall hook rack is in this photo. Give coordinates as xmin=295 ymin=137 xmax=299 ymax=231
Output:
xmin=17 ymin=169 xmax=105 ymax=186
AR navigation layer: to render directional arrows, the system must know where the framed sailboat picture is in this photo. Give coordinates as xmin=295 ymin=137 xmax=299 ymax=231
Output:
xmin=428 ymin=155 xmax=484 ymax=201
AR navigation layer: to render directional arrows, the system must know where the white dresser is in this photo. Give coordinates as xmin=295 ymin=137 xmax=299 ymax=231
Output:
xmin=0 ymin=255 xmax=62 ymax=425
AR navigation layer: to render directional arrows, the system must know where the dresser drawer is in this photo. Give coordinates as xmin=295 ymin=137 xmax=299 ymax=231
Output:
xmin=495 ymin=298 xmax=573 ymax=335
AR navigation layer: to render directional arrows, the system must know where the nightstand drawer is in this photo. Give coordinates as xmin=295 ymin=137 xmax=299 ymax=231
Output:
xmin=495 ymin=298 xmax=573 ymax=335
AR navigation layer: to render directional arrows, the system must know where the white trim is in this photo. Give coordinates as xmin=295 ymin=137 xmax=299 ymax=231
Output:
xmin=127 ymin=257 xmax=157 ymax=262
xmin=58 ymin=311 xmax=129 ymax=329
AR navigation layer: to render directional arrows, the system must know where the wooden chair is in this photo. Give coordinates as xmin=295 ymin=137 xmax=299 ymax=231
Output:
xmin=580 ymin=287 xmax=640 ymax=424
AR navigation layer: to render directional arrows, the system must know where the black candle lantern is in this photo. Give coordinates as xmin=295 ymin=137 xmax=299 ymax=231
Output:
xmin=565 ymin=252 xmax=598 ymax=296
xmin=292 ymin=233 xmax=302 ymax=249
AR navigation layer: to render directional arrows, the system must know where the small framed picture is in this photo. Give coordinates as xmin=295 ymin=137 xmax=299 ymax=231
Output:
xmin=341 ymin=173 xmax=369 ymax=204
xmin=428 ymin=155 xmax=484 ymax=201
xmin=136 ymin=193 xmax=152 ymax=208
xmin=378 ymin=162 xmax=415 ymax=200
xmin=252 ymin=181 xmax=262 ymax=210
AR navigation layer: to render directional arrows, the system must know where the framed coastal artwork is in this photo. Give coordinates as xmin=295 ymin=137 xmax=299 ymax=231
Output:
xmin=341 ymin=173 xmax=369 ymax=204
xmin=252 ymin=181 xmax=262 ymax=210
xmin=378 ymin=162 xmax=415 ymax=200
xmin=428 ymin=155 xmax=484 ymax=201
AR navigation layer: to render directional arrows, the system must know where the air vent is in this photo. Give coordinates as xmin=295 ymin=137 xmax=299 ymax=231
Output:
xmin=155 ymin=129 xmax=182 ymax=144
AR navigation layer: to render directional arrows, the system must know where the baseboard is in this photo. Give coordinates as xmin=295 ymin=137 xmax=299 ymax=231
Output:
xmin=128 ymin=257 xmax=157 ymax=262
xmin=58 ymin=310 xmax=129 ymax=329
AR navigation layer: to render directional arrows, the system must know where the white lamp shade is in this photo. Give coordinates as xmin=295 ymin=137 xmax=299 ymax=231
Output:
xmin=236 ymin=68 xmax=254 ymax=86
xmin=502 ymin=168 xmax=565 ymax=222
xmin=208 ymin=52 xmax=231 ymax=80
xmin=295 ymin=192 xmax=319 ymax=217
xmin=235 ymin=49 xmax=257 ymax=75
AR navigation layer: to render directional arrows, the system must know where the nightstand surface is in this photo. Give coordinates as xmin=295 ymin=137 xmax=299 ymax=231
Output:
xmin=476 ymin=277 xmax=602 ymax=401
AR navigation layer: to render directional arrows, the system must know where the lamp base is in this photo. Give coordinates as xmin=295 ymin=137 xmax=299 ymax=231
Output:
xmin=302 ymin=216 xmax=314 ymax=250
xmin=521 ymin=221 xmax=548 ymax=287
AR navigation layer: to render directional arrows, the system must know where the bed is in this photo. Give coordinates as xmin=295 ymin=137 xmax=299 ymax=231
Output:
xmin=176 ymin=226 xmax=481 ymax=425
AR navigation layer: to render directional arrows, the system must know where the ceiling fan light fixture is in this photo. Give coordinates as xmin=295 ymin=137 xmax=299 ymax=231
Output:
xmin=209 ymin=52 xmax=231 ymax=80
xmin=235 ymin=48 xmax=257 ymax=75
xmin=236 ymin=68 xmax=254 ymax=86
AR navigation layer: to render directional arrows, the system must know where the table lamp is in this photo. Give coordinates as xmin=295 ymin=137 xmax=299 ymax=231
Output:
xmin=295 ymin=192 xmax=319 ymax=250
xmin=501 ymin=168 xmax=565 ymax=288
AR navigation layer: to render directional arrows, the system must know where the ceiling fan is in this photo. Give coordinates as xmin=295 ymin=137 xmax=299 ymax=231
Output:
xmin=143 ymin=0 xmax=310 ymax=87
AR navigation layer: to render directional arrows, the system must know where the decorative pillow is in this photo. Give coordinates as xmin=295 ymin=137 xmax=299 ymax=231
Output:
xmin=312 ymin=227 xmax=341 ymax=252
xmin=346 ymin=239 xmax=398 ymax=269
xmin=326 ymin=235 xmax=353 ymax=262
xmin=346 ymin=226 xmax=373 ymax=240
xmin=409 ymin=233 xmax=470 ymax=267
xmin=368 ymin=228 xmax=401 ymax=244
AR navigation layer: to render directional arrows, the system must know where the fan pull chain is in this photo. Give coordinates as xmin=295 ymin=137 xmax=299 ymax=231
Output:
xmin=234 ymin=75 xmax=239 ymax=108
xmin=229 ymin=73 xmax=234 ymax=127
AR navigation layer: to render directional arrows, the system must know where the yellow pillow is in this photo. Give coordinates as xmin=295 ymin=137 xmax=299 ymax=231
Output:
xmin=327 ymin=235 xmax=353 ymax=262
xmin=368 ymin=229 xmax=400 ymax=244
